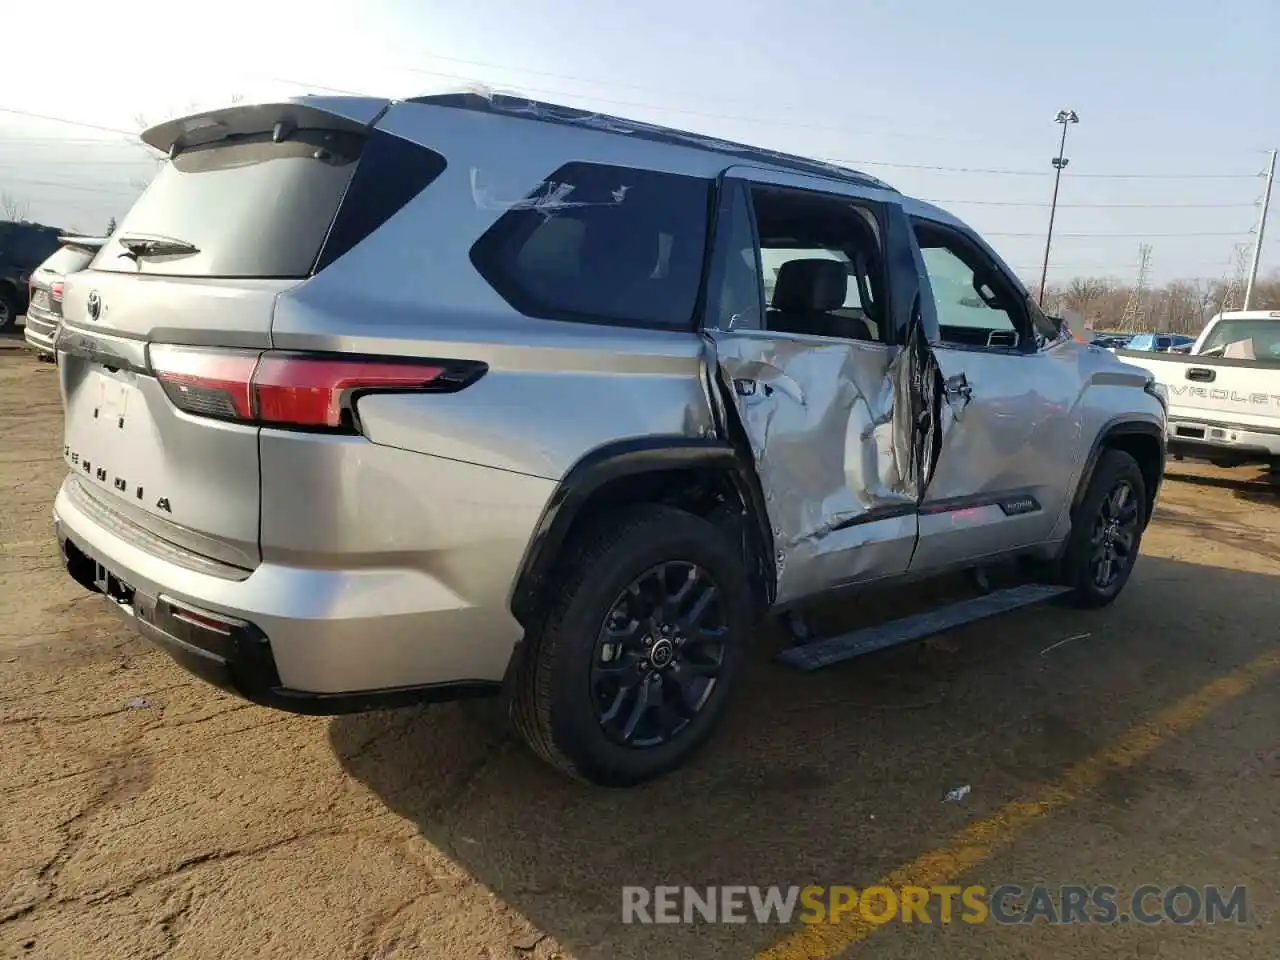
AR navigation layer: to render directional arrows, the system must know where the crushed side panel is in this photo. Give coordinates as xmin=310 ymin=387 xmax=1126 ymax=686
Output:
xmin=711 ymin=335 xmax=920 ymax=601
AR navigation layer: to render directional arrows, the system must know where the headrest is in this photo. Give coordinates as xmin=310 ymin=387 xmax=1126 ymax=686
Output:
xmin=772 ymin=258 xmax=847 ymax=312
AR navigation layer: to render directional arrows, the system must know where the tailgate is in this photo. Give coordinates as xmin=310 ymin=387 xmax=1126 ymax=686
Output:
xmin=57 ymin=275 xmax=291 ymax=569
xmin=55 ymin=97 xmax=390 ymax=570
xmin=1117 ymin=349 xmax=1280 ymax=431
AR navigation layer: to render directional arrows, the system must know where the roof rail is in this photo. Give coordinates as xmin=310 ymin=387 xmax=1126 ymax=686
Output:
xmin=407 ymin=91 xmax=896 ymax=193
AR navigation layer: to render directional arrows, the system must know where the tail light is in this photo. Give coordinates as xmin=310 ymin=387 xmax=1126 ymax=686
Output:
xmin=50 ymin=281 xmax=65 ymax=302
xmin=149 ymin=345 xmax=485 ymax=432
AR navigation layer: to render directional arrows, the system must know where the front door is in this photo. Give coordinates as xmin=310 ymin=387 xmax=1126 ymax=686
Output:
xmin=702 ymin=168 xmax=932 ymax=604
xmin=906 ymin=213 xmax=1086 ymax=573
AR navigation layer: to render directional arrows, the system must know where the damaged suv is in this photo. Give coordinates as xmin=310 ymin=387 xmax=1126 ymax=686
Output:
xmin=53 ymin=93 xmax=1167 ymax=786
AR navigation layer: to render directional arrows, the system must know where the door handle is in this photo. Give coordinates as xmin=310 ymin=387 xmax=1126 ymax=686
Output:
xmin=1186 ymin=367 xmax=1215 ymax=383
xmin=943 ymin=373 xmax=972 ymax=403
xmin=734 ymin=373 xmax=806 ymax=406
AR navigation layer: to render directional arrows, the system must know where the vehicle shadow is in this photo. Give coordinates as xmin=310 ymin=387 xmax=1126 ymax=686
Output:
xmin=1165 ymin=464 xmax=1278 ymax=507
xmin=329 ymin=555 xmax=1277 ymax=960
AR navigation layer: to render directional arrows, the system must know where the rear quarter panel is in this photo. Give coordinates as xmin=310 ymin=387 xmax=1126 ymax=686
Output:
xmin=270 ymin=102 xmax=724 ymax=480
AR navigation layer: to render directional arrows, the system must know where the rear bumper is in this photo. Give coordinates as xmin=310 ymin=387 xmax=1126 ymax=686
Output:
xmin=1167 ymin=416 xmax=1280 ymax=462
xmin=23 ymin=308 xmax=58 ymax=354
xmin=52 ymin=472 xmax=543 ymax=712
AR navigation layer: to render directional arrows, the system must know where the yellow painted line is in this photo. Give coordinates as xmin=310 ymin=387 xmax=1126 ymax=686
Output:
xmin=757 ymin=649 xmax=1280 ymax=960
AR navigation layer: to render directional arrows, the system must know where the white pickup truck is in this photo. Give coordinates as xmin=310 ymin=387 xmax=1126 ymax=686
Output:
xmin=1115 ymin=310 xmax=1280 ymax=470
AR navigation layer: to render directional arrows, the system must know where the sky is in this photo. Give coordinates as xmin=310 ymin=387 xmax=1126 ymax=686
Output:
xmin=2 ymin=0 xmax=1277 ymax=286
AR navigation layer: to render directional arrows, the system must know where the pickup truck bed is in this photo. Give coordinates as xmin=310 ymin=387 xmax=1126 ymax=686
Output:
xmin=1115 ymin=348 xmax=1280 ymax=467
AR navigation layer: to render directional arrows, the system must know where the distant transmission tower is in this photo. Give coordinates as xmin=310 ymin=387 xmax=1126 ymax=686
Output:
xmin=1120 ymin=244 xmax=1152 ymax=331
xmin=1219 ymin=243 xmax=1251 ymax=313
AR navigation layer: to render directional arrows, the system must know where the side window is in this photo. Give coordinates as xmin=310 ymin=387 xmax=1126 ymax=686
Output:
xmin=705 ymin=181 xmax=764 ymax=331
xmin=470 ymin=162 xmax=712 ymax=331
xmin=748 ymin=185 xmax=887 ymax=342
xmin=913 ymin=219 xmax=1032 ymax=350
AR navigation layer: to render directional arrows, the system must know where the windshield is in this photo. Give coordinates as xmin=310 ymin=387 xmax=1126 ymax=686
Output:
xmin=93 ymin=130 xmax=363 ymax=279
xmin=1199 ymin=319 xmax=1280 ymax=360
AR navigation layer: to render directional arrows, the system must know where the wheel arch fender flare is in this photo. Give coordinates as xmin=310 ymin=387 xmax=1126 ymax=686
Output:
xmin=1072 ymin=417 xmax=1166 ymax=525
xmin=509 ymin=436 xmax=775 ymax=628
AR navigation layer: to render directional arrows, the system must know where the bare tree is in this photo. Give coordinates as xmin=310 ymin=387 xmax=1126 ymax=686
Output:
xmin=1 ymin=192 xmax=31 ymax=221
xmin=1045 ymin=268 xmax=1280 ymax=335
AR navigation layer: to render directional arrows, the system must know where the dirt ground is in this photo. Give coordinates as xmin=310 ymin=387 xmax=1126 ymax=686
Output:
xmin=2 ymin=329 xmax=1278 ymax=960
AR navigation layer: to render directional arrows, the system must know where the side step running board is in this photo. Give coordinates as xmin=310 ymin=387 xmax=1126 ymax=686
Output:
xmin=776 ymin=583 xmax=1072 ymax=672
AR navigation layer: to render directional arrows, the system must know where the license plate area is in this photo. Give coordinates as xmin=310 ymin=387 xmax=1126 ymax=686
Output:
xmin=64 ymin=367 xmax=152 ymax=504
xmin=94 ymin=373 xmax=132 ymax=430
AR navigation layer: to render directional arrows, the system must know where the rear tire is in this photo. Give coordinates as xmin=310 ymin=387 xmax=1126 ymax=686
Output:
xmin=512 ymin=504 xmax=753 ymax=787
xmin=1060 ymin=449 xmax=1148 ymax=608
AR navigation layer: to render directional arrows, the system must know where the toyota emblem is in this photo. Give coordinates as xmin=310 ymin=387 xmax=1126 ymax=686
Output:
xmin=86 ymin=291 xmax=101 ymax=321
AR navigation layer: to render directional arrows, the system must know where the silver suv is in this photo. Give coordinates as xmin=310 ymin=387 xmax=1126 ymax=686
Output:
xmin=53 ymin=93 xmax=1167 ymax=786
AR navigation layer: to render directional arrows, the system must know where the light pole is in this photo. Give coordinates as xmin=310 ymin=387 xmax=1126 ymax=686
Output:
xmin=1038 ymin=109 xmax=1079 ymax=306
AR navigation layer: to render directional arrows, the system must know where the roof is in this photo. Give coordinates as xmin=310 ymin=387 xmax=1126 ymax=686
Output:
xmin=408 ymin=92 xmax=897 ymax=193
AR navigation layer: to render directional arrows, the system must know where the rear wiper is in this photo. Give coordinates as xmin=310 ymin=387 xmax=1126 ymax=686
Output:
xmin=117 ymin=233 xmax=200 ymax=260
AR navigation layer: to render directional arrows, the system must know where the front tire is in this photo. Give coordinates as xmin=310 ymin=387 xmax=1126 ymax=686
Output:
xmin=1061 ymin=449 xmax=1148 ymax=608
xmin=513 ymin=504 xmax=754 ymax=787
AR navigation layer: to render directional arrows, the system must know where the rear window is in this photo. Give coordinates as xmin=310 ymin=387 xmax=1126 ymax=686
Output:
xmin=38 ymin=244 xmax=98 ymax=277
xmin=1199 ymin=319 xmax=1280 ymax=360
xmin=93 ymin=129 xmax=445 ymax=279
xmin=470 ymin=162 xmax=712 ymax=330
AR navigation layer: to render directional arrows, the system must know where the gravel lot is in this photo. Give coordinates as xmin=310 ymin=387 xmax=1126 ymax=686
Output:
xmin=2 ymin=331 xmax=1277 ymax=960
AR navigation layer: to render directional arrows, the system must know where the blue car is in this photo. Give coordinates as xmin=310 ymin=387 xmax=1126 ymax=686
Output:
xmin=1123 ymin=332 xmax=1195 ymax=353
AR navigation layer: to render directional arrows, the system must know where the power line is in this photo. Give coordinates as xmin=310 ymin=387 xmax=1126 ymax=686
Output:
xmin=279 ymin=47 xmax=1280 ymax=171
xmin=271 ymin=74 xmax=1005 ymax=148
xmin=0 ymin=176 xmax=142 ymax=196
xmin=0 ymin=106 xmax=136 ymax=136
xmin=0 ymin=136 xmax=140 ymax=147
xmin=824 ymin=156 xmax=1261 ymax=179
xmin=924 ymin=199 xmax=1257 ymax=209
xmin=985 ymin=230 xmax=1253 ymax=239
xmin=0 ymin=158 xmax=154 ymax=168
xmin=5 ymin=99 xmax=1265 ymax=184
xmin=388 ymin=50 xmax=828 ymax=113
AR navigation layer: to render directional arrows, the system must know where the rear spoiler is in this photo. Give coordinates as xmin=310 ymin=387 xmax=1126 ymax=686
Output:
xmin=141 ymin=97 xmax=393 ymax=155
xmin=58 ymin=235 xmax=107 ymax=250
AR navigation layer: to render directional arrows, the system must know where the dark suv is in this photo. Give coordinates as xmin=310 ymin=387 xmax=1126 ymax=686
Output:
xmin=0 ymin=221 xmax=64 ymax=331
xmin=23 ymin=236 xmax=106 ymax=359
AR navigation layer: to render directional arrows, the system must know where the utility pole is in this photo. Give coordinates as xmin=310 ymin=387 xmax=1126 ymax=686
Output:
xmin=1038 ymin=109 xmax=1079 ymax=306
xmin=1243 ymin=149 xmax=1276 ymax=311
